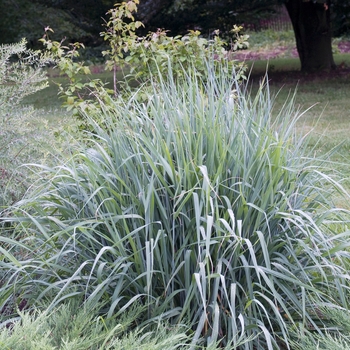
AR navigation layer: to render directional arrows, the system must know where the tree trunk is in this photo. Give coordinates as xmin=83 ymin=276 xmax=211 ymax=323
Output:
xmin=285 ymin=0 xmax=336 ymax=72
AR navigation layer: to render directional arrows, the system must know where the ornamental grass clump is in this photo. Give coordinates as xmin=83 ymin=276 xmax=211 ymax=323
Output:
xmin=2 ymin=60 xmax=350 ymax=349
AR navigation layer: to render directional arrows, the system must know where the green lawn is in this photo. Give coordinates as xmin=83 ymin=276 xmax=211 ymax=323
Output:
xmin=245 ymin=54 xmax=350 ymax=202
xmin=245 ymin=53 xmax=350 ymax=74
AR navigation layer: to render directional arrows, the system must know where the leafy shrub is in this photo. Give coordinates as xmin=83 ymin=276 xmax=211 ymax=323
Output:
xmin=40 ymin=0 xmax=248 ymax=122
xmin=2 ymin=59 xmax=350 ymax=349
xmin=101 ymin=0 xmax=248 ymax=86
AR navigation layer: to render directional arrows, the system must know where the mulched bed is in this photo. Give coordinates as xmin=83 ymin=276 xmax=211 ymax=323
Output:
xmin=235 ymin=40 xmax=350 ymax=61
xmin=236 ymin=41 xmax=350 ymax=84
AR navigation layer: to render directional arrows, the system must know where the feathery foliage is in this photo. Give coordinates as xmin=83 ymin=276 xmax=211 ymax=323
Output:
xmin=290 ymin=304 xmax=350 ymax=350
xmin=0 ymin=300 xmax=188 ymax=350
xmin=0 ymin=39 xmax=54 ymax=207
xmin=0 ymin=38 xmax=49 ymax=110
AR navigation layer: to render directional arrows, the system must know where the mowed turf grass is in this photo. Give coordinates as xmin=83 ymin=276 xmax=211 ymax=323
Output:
xmin=277 ymin=76 xmax=350 ymax=205
xmin=245 ymin=53 xmax=350 ymax=202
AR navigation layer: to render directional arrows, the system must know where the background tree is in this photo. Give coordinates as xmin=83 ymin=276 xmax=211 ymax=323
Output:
xmin=0 ymin=0 xmax=115 ymax=47
xmin=285 ymin=0 xmax=335 ymax=71
xmin=1 ymin=0 xmax=350 ymax=71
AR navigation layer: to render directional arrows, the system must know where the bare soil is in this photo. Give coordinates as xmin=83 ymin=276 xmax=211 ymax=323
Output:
xmin=235 ymin=40 xmax=350 ymax=61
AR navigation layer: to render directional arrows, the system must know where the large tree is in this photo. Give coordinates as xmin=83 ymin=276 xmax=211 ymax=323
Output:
xmin=285 ymin=0 xmax=335 ymax=72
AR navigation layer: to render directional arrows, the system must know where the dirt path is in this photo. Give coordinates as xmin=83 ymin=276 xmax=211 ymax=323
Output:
xmin=236 ymin=41 xmax=350 ymax=84
xmin=234 ymin=41 xmax=350 ymax=61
